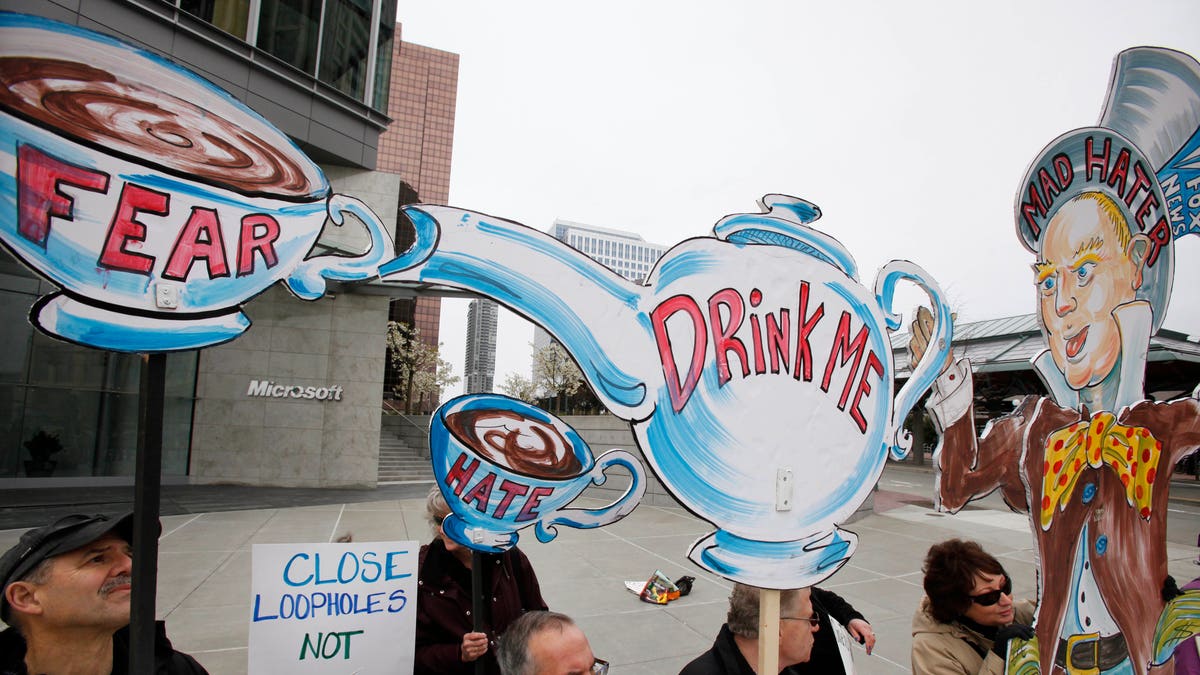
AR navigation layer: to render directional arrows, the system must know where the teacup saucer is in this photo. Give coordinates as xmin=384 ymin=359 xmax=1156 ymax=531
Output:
xmin=32 ymin=293 xmax=250 ymax=352
xmin=688 ymin=527 xmax=857 ymax=589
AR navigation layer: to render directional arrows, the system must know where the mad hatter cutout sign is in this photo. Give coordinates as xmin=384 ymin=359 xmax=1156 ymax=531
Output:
xmin=381 ymin=194 xmax=951 ymax=589
xmin=910 ymin=47 xmax=1200 ymax=675
xmin=0 ymin=12 xmax=393 ymax=352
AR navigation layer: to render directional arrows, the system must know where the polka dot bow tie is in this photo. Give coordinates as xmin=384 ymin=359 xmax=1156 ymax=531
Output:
xmin=1040 ymin=411 xmax=1162 ymax=530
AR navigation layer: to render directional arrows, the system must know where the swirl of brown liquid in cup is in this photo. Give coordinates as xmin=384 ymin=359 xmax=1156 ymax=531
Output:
xmin=445 ymin=409 xmax=583 ymax=479
xmin=0 ymin=58 xmax=313 ymax=197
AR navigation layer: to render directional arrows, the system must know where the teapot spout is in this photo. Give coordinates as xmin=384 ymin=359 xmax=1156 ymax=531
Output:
xmin=379 ymin=205 xmax=658 ymax=419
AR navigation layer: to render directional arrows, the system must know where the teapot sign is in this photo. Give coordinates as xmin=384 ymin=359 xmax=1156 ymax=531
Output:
xmin=380 ymin=194 xmax=951 ymax=588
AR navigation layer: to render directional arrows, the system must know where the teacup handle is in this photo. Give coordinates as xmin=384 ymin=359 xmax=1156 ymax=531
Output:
xmin=286 ymin=194 xmax=396 ymax=299
xmin=873 ymin=259 xmax=953 ymax=460
xmin=534 ymin=449 xmax=646 ymax=543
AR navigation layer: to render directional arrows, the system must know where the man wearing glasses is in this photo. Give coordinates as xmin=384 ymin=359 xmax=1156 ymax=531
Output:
xmin=496 ymin=610 xmax=608 ymax=675
xmin=679 ymin=584 xmax=818 ymax=674
xmin=911 ymin=539 xmax=1034 ymax=675
xmin=0 ymin=512 xmax=207 ymax=674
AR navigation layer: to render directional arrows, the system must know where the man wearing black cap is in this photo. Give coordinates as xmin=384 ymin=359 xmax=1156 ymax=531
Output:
xmin=0 ymin=512 xmax=207 ymax=674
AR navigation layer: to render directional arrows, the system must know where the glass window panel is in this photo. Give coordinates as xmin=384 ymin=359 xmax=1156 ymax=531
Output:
xmin=371 ymin=0 xmax=396 ymax=111
xmin=0 ymin=311 xmax=197 ymax=478
xmin=180 ymin=0 xmax=251 ymax=40
xmin=318 ymin=0 xmax=371 ymax=100
xmin=257 ymin=0 xmax=321 ymax=75
xmin=0 ymin=291 xmax=32 ymax=384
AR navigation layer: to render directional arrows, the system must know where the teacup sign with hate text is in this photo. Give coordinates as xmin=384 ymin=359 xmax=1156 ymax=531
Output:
xmin=431 ymin=394 xmax=646 ymax=552
xmin=383 ymin=196 xmax=951 ymax=587
xmin=249 ymin=542 xmax=418 ymax=674
xmin=0 ymin=12 xmax=394 ymax=352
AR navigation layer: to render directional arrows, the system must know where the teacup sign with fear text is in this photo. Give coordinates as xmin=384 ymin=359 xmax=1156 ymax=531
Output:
xmin=248 ymin=542 xmax=418 ymax=675
xmin=0 ymin=12 xmax=393 ymax=352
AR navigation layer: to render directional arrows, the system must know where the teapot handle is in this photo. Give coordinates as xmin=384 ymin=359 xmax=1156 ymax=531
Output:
xmin=874 ymin=260 xmax=953 ymax=460
xmin=534 ymin=449 xmax=646 ymax=543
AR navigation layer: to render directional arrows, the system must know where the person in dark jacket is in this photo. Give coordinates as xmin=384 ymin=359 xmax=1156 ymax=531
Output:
xmin=789 ymin=587 xmax=875 ymax=674
xmin=0 ymin=512 xmax=207 ymax=675
xmin=680 ymin=584 xmax=818 ymax=675
xmin=416 ymin=487 xmax=548 ymax=675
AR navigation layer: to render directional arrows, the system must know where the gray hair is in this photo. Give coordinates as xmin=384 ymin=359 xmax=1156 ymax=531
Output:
xmin=3 ymin=557 xmax=55 ymax=633
xmin=425 ymin=486 xmax=450 ymax=535
xmin=497 ymin=610 xmax=578 ymax=675
xmin=725 ymin=584 xmax=805 ymax=639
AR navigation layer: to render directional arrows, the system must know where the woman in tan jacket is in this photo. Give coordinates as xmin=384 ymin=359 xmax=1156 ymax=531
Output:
xmin=911 ymin=540 xmax=1035 ymax=675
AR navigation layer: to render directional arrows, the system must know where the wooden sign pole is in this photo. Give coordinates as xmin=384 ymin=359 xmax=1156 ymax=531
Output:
xmin=758 ymin=588 xmax=780 ymax=674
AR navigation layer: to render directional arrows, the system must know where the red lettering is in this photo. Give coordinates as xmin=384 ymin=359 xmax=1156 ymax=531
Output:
xmin=821 ymin=311 xmax=871 ymax=412
xmin=1126 ymin=162 xmax=1153 ymax=208
xmin=1037 ymin=167 xmax=1061 ymax=206
xmin=17 ymin=144 xmax=109 ymax=247
xmin=766 ymin=309 xmax=790 ymax=375
xmin=516 ymin=486 xmax=554 ymax=522
xmin=849 ymin=351 xmax=884 ymax=433
xmin=749 ymin=312 xmax=765 ymax=374
xmin=1085 ymin=136 xmax=1110 ymax=183
xmin=237 ymin=214 xmax=280 ymax=276
xmin=462 ymin=472 xmax=496 ymax=514
xmin=163 ymin=207 xmax=230 ymax=280
xmin=1106 ymin=147 xmax=1131 ymax=196
xmin=98 ymin=183 xmax=169 ymax=274
xmin=1052 ymin=153 xmax=1074 ymax=192
xmin=709 ymin=288 xmax=747 ymax=386
xmin=492 ymin=479 xmax=529 ymax=519
xmin=651 ymin=295 xmax=708 ymax=413
xmin=1020 ymin=182 xmax=1046 ymax=239
xmin=1134 ymin=190 xmax=1161 ymax=232
xmin=1145 ymin=217 xmax=1170 ymax=267
xmin=792 ymin=282 xmax=824 ymax=382
xmin=445 ymin=454 xmax=478 ymax=496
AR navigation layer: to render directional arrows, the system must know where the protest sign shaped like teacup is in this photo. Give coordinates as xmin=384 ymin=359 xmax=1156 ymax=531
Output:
xmin=0 ymin=13 xmax=394 ymax=352
xmin=430 ymin=394 xmax=646 ymax=553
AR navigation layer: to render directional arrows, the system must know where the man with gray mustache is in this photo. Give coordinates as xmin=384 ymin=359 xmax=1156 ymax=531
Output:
xmin=0 ymin=512 xmax=207 ymax=674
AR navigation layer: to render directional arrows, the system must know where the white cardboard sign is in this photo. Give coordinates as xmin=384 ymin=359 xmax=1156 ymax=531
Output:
xmin=248 ymin=542 xmax=418 ymax=674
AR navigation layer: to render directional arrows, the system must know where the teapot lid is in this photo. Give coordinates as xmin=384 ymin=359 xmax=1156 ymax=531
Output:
xmin=713 ymin=194 xmax=858 ymax=280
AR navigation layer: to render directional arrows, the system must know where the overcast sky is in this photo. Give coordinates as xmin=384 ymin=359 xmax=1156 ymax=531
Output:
xmin=394 ymin=0 xmax=1200 ymax=401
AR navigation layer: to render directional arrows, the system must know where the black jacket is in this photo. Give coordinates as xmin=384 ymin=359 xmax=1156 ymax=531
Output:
xmin=679 ymin=624 xmax=755 ymax=675
xmin=415 ymin=539 xmax=547 ymax=675
xmin=790 ymin=587 xmax=865 ymax=675
xmin=679 ymin=588 xmax=866 ymax=675
xmin=0 ymin=622 xmax=208 ymax=675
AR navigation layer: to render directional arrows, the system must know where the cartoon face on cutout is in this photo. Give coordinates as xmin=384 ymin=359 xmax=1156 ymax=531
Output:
xmin=1035 ymin=192 xmax=1148 ymax=390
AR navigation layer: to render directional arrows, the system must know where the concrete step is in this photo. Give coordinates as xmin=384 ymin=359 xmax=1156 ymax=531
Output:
xmin=377 ymin=417 xmax=434 ymax=483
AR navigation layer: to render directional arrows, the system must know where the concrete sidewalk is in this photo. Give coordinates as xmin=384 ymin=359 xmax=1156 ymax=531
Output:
xmin=1 ymin=471 xmax=1197 ymax=674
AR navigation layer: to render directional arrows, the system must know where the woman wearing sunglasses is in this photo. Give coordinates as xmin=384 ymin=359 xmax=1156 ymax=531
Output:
xmin=911 ymin=539 xmax=1035 ymax=675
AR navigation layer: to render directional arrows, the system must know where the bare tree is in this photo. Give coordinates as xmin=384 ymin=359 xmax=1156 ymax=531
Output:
xmin=532 ymin=342 xmax=583 ymax=413
xmin=386 ymin=321 xmax=459 ymax=413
